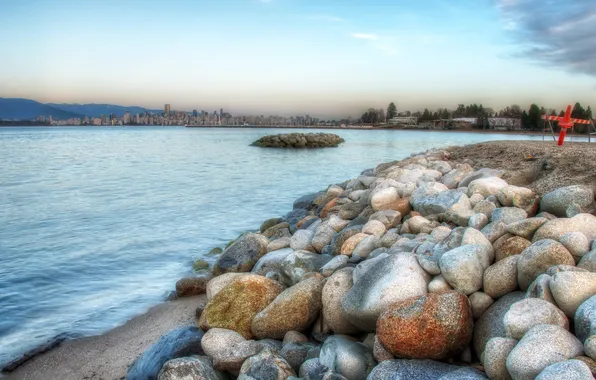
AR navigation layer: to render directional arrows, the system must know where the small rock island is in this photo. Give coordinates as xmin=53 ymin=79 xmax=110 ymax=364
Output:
xmin=251 ymin=133 xmax=345 ymax=148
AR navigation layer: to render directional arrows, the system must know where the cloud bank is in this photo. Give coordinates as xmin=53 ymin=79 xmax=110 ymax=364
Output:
xmin=497 ymin=0 xmax=596 ymax=76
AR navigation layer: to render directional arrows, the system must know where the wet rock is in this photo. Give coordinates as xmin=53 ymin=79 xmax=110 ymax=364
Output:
xmin=261 ymin=218 xmax=285 ymax=233
xmin=473 ymin=291 xmax=525 ymax=357
xmin=252 ymin=248 xmax=293 ymax=276
xmin=322 ymin=268 xmax=359 ymax=334
xmin=319 ymin=335 xmax=376 ymax=380
xmin=176 ymin=273 xmax=212 ymax=297
xmin=280 ymin=250 xmax=331 ymax=286
xmin=503 ymin=298 xmax=568 ymax=340
xmin=199 ymin=276 xmax=284 ymax=339
xmin=263 ymin=222 xmax=291 ymax=239
xmin=377 ymin=291 xmax=473 ymax=360
xmin=214 ymin=233 xmax=269 ymax=275
xmin=483 ymin=255 xmax=519 ymax=299
xmin=506 ymin=324 xmax=584 ymax=380
xmin=157 ymin=356 xmax=228 ymax=380
xmin=252 ymin=276 xmax=323 ymax=339
xmin=550 ymin=271 xmax=596 ymax=317
xmin=127 ymin=326 xmax=205 ymax=380
xmin=341 ymin=253 xmax=430 ymax=331
xmin=535 ymin=359 xmax=593 ymax=380
xmin=483 ymin=337 xmax=517 ymax=380
xmin=286 ymin=208 xmax=309 ymax=233
xmin=540 ymin=185 xmax=594 ymax=217
xmin=239 ymin=349 xmax=296 ymax=379
xmin=517 ymin=239 xmax=575 ymax=290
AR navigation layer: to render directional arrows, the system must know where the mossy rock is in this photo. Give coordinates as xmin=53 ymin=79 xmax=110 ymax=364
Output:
xmin=207 ymin=247 xmax=223 ymax=256
xmin=193 ymin=259 xmax=210 ymax=271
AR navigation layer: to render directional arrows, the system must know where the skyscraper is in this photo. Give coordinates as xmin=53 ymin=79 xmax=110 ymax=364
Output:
xmin=165 ymin=104 xmax=171 ymax=117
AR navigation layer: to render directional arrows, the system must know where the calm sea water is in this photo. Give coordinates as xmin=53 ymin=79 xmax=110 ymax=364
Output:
xmin=0 ymin=126 xmax=557 ymax=366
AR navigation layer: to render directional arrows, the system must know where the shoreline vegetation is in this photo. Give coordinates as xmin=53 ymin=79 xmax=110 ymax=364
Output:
xmin=5 ymin=140 xmax=596 ymax=380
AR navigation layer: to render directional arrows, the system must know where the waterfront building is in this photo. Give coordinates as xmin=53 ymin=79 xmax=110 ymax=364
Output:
xmin=165 ymin=104 xmax=171 ymax=117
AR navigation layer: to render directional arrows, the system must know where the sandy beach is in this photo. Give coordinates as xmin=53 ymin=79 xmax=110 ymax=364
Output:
xmin=3 ymin=295 xmax=204 ymax=380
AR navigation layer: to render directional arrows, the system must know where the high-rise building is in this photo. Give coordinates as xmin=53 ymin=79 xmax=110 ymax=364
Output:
xmin=165 ymin=104 xmax=171 ymax=117
xmin=123 ymin=111 xmax=131 ymax=124
xmin=192 ymin=110 xmax=198 ymax=117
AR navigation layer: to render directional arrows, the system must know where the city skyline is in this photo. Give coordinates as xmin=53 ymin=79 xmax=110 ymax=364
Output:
xmin=1 ymin=0 xmax=595 ymax=118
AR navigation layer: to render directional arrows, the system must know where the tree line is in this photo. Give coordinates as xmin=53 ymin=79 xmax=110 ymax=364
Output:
xmin=358 ymin=102 xmax=594 ymax=132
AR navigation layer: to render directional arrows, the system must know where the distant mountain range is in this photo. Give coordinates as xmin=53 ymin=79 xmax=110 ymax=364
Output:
xmin=0 ymin=98 xmax=164 ymax=120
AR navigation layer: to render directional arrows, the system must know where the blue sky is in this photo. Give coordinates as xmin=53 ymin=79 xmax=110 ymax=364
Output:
xmin=0 ymin=0 xmax=594 ymax=117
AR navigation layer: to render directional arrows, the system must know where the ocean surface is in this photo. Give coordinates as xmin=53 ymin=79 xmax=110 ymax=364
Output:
xmin=0 ymin=126 xmax=561 ymax=367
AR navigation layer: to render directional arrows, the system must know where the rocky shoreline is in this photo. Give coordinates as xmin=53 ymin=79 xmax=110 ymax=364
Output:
xmin=251 ymin=133 xmax=345 ymax=148
xmin=6 ymin=141 xmax=596 ymax=380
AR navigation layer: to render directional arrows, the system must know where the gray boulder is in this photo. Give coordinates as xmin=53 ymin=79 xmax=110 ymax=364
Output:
xmin=252 ymin=248 xmax=293 ymax=276
xmin=280 ymin=250 xmax=331 ymax=286
xmin=319 ymin=336 xmax=376 ymax=380
xmin=473 ymin=292 xmax=525 ymax=358
xmin=491 ymin=208 xmax=528 ymax=225
xmin=516 ymin=239 xmax=575 ymax=290
xmin=322 ymin=268 xmax=359 ymax=334
xmin=575 ymin=295 xmax=596 ymax=344
xmin=439 ymin=245 xmax=486 ymax=295
xmin=157 ymin=356 xmax=228 ymax=380
xmin=506 ymin=324 xmax=584 ymax=380
xmin=540 ymin=185 xmax=594 ymax=217
xmin=533 ymin=214 xmax=596 ymax=242
xmin=535 ymin=360 xmax=593 ymax=380
xmin=366 ymin=359 xmax=487 ymax=380
xmin=483 ymin=337 xmax=517 ymax=380
xmin=214 ymin=233 xmax=269 ymax=275
xmin=341 ymin=253 xmax=430 ymax=331
xmin=127 ymin=327 xmax=205 ymax=380
xmin=239 ymin=349 xmax=296 ymax=379
xmin=550 ymin=271 xmax=596 ymax=317
xmin=281 ymin=341 xmax=320 ymax=372
xmin=503 ymin=298 xmax=568 ymax=340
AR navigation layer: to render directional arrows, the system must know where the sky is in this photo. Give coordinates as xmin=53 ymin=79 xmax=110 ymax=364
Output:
xmin=0 ymin=0 xmax=595 ymax=118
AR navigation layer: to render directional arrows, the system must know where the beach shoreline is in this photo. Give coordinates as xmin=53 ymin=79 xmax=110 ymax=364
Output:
xmin=3 ymin=295 xmax=205 ymax=380
xmin=5 ymin=139 xmax=596 ymax=379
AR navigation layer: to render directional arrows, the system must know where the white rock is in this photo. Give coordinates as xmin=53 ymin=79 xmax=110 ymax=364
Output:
xmin=517 ymin=239 xmax=575 ymax=290
xmin=439 ymin=245 xmax=485 ymax=295
xmin=560 ymin=232 xmax=590 ymax=261
xmin=550 ymin=271 xmax=596 ymax=317
xmin=503 ymin=298 xmax=568 ymax=340
xmin=483 ymin=337 xmax=517 ymax=380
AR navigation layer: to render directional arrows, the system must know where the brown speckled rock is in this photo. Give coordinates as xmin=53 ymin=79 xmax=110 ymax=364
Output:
xmin=175 ymin=273 xmax=212 ymax=297
xmin=340 ymin=233 xmax=368 ymax=256
xmin=199 ymin=275 xmax=284 ymax=339
xmin=252 ymin=276 xmax=324 ymax=339
xmin=376 ymin=291 xmax=473 ymax=360
xmin=495 ymin=236 xmax=531 ymax=262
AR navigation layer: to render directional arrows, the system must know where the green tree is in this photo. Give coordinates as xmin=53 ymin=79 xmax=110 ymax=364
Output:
xmin=521 ymin=110 xmax=530 ymax=130
xmin=528 ymin=104 xmax=542 ymax=131
xmin=572 ymin=102 xmax=586 ymax=119
xmin=587 ymin=106 xmax=593 ymax=120
xmin=387 ymin=102 xmax=397 ymax=119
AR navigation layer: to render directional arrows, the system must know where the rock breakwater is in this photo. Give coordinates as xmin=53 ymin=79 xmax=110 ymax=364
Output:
xmin=130 ymin=146 xmax=596 ymax=380
xmin=251 ymin=133 xmax=345 ymax=148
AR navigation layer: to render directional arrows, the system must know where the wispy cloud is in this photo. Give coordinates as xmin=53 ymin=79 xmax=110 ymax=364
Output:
xmin=308 ymin=15 xmax=344 ymax=23
xmin=351 ymin=33 xmax=379 ymax=41
xmin=496 ymin=0 xmax=596 ymax=76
